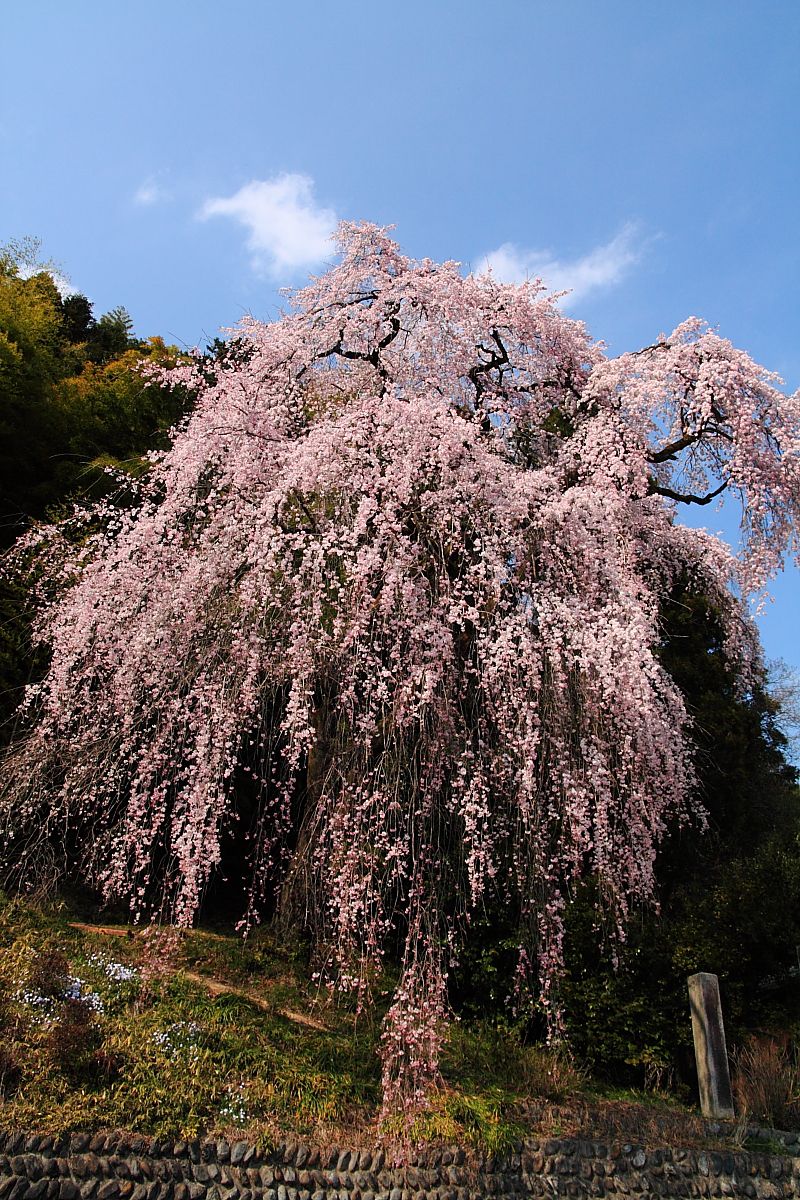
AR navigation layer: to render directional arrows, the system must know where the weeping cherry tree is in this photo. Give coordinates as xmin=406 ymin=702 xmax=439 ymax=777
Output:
xmin=2 ymin=223 xmax=799 ymax=1109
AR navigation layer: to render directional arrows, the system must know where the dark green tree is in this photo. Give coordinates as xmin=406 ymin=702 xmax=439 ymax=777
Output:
xmin=60 ymin=294 xmax=95 ymax=344
xmin=86 ymin=306 xmax=134 ymax=363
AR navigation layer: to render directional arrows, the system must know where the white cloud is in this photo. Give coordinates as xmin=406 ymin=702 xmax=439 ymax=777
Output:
xmin=199 ymin=173 xmax=337 ymax=280
xmin=479 ymin=222 xmax=648 ymax=307
xmin=133 ymin=178 xmax=170 ymax=207
xmin=17 ymin=262 xmax=75 ymax=298
xmin=49 ymin=270 xmax=76 ymax=298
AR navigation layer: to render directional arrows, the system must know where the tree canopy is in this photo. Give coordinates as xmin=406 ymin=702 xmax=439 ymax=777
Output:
xmin=2 ymin=223 xmax=799 ymax=1109
xmin=0 ymin=239 xmax=188 ymax=544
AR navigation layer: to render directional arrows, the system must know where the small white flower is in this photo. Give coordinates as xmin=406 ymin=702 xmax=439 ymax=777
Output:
xmin=15 ymin=989 xmax=57 ymax=1024
xmin=105 ymin=960 xmax=138 ymax=983
xmin=152 ymin=1020 xmax=201 ymax=1058
xmin=87 ymin=952 xmax=139 ymax=986
xmin=63 ymin=976 xmax=105 ymax=1012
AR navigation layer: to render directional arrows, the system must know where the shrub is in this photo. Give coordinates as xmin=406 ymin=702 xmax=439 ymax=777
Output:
xmin=733 ymin=1036 xmax=800 ymax=1129
xmin=45 ymin=997 xmax=103 ymax=1081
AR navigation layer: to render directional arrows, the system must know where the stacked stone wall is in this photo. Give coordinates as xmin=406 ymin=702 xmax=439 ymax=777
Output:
xmin=1 ymin=1130 xmax=799 ymax=1199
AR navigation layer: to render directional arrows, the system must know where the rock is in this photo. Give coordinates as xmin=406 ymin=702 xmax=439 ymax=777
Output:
xmin=96 ymin=1183 xmax=121 ymax=1200
xmin=21 ymin=1183 xmax=49 ymax=1200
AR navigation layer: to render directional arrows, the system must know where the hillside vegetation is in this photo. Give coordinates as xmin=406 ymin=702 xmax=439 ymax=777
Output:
xmin=0 ymin=890 xmax=594 ymax=1146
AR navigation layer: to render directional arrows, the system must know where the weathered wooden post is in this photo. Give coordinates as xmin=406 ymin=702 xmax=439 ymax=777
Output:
xmin=688 ymin=971 xmax=734 ymax=1118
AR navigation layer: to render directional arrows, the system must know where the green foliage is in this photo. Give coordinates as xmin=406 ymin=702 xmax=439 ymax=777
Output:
xmin=658 ymin=587 xmax=798 ymax=854
xmin=0 ymin=893 xmax=376 ymax=1137
xmin=381 ymin=1090 xmax=528 ymax=1154
xmin=561 ymin=889 xmax=683 ymax=1088
xmin=441 ymin=1019 xmax=584 ymax=1103
xmin=0 ymin=565 xmax=43 ymax=742
xmin=85 ymin=306 xmax=134 ymax=364
xmin=57 ymin=338 xmax=188 ymax=466
xmin=61 ymin=294 xmax=94 ymax=344
xmin=0 ymin=252 xmax=71 ymax=539
xmin=448 ymin=912 xmax=524 ymax=1022
xmin=0 ymin=239 xmax=191 ymax=543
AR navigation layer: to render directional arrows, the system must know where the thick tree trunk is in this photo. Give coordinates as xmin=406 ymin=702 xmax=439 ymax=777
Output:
xmin=275 ymin=705 xmax=330 ymax=936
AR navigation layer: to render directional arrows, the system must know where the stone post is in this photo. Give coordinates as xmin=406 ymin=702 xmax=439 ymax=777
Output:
xmin=688 ymin=971 xmax=734 ymax=1118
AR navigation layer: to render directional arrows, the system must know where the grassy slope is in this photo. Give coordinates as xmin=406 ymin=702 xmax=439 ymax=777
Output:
xmin=0 ymin=891 xmax=701 ymax=1150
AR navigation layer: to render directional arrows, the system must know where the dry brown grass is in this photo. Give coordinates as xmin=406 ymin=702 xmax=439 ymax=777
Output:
xmin=732 ymin=1036 xmax=800 ymax=1130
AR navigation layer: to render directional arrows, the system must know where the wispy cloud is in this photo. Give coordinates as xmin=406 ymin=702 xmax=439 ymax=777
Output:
xmin=199 ymin=173 xmax=337 ymax=280
xmin=133 ymin=177 xmax=171 ymax=207
xmin=49 ymin=270 xmax=76 ymax=298
xmin=479 ymin=222 xmax=649 ymax=306
xmin=17 ymin=261 xmax=75 ymax=298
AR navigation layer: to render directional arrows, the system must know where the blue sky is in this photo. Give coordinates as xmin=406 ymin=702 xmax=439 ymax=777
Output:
xmin=2 ymin=1 xmax=799 ymax=682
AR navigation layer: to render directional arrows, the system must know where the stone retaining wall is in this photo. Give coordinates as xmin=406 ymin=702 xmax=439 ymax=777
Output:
xmin=1 ymin=1130 xmax=799 ymax=1199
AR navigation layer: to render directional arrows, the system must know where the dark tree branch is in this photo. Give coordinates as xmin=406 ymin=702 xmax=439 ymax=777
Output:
xmin=317 ymin=302 xmax=402 ymax=386
xmin=648 ymin=424 xmax=733 ymax=464
xmin=649 ymin=478 xmax=729 ymax=506
xmin=468 ymin=329 xmax=511 ymax=405
xmin=648 ymin=433 xmax=700 ymax=464
xmin=286 ymin=489 xmax=320 ymax=534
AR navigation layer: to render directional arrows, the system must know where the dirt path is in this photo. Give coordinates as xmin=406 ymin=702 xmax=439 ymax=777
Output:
xmin=70 ymin=921 xmax=135 ymax=938
xmin=181 ymin=970 xmax=327 ymax=1030
xmin=68 ymin=921 xmax=328 ymax=1031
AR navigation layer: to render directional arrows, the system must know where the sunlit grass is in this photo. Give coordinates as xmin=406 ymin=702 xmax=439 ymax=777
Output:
xmin=0 ymin=890 xmax=697 ymax=1148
